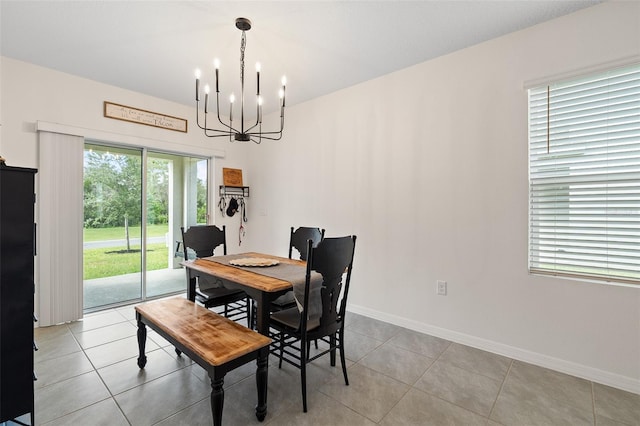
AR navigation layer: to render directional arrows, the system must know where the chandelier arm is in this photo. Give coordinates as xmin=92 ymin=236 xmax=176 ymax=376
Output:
xmin=197 ymin=109 xmax=231 ymax=135
xmin=245 ymin=122 xmax=262 ymax=134
xmin=203 ymin=132 xmax=235 ymax=138
xmin=242 ymin=101 xmax=282 ymax=135
xmin=196 ymin=95 xmax=240 ymax=136
xmin=245 ymin=105 xmax=285 ymax=136
xmin=244 ymin=102 xmax=260 ymax=133
xmin=204 ymin=117 xmax=233 ymax=134
xmin=257 ymin=102 xmax=261 ymax=126
xmin=195 ymin=100 xmax=213 ymax=131
xmin=247 ymin=130 xmax=283 ymax=141
xmin=250 ymin=133 xmax=282 ymax=143
xmin=213 ymin=92 xmax=240 ymax=134
xmin=246 ymin=114 xmax=284 ymax=136
xmin=202 ymin=119 xmax=234 ymax=136
xmin=246 ymin=130 xmax=282 ymax=137
xmin=195 ymin=108 xmax=206 ymax=131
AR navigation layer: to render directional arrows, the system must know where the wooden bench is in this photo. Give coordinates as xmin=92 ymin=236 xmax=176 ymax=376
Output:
xmin=135 ymin=298 xmax=271 ymax=425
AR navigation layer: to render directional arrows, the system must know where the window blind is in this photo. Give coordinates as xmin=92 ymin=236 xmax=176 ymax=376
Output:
xmin=38 ymin=131 xmax=84 ymax=325
xmin=528 ymin=63 xmax=640 ymax=285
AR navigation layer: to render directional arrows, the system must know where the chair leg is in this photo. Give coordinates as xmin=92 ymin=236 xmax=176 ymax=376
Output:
xmin=301 ymin=338 xmax=308 ymax=413
xmin=246 ymin=297 xmax=252 ymax=328
xmin=278 ymin=331 xmax=285 ymax=369
xmin=329 ymin=334 xmax=337 ymax=366
xmin=252 ymin=302 xmax=257 ymax=330
xmin=339 ymin=328 xmax=349 ymax=385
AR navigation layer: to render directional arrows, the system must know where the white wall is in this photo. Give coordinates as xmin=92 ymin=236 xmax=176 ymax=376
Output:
xmin=0 ymin=55 xmax=255 ymax=323
xmin=241 ymin=2 xmax=640 ymax=393
xmin=1 ymin=1 xmax=638 ymax=393
xmin=0 ymin=52 xmax=258 ymax=231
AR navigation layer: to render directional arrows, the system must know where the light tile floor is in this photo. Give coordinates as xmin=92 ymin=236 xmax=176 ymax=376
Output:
xmin=6 ymin=300 xmax=640 ymax=426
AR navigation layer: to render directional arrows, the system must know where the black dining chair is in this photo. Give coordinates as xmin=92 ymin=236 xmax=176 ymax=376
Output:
xmin=181 ymin=225 xmax=252 ymax=326
xmin=269 ymin=235 xmax=356 ymax=412
xmin=270 ymin=226 xmax=325 ymax=312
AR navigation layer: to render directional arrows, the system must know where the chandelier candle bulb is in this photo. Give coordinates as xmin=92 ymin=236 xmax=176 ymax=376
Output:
xmin=256 ymin=62 xmax=261 ymax=96
xmin=204 ymin=85 xmax=210 ymax=114
xmin=214 ymin=59 xmax=220 ymax=92
xmin=195 ymin=69 xmax=201 ymax=101
xmin=281 ymin=76 xmax=287 ymax=107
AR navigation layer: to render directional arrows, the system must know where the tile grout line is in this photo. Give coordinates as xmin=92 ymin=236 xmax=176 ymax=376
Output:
xmin=355 ymin=339 xmax=507 ymax=422
xmin=34 ymin=323 xmax=118 ymax=425
xmin=411 ymin=340 xmax=506 ymax=421
xmin=377 ymin=334 xmax=504 ymax=419
xmin=487 ymin=358 xmax=513 ymax=423
xmin=591 ymin=381 xmax=597 ymax=426
xmin=332 ymin=324 xmax=406 ymax=424
xmin=77 ymin=316 xmax=201 ymax=425
xmin=34 ymin=311 xmax=178 ymax=425
xmin=374 ymin=340 xmax=453 ymax=424
xmin=67 ymin=321 xmax=130 ymax=425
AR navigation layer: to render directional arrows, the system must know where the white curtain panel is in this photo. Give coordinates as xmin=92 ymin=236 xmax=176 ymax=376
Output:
xmin=37 ymin=131 xmax=84 ymax=325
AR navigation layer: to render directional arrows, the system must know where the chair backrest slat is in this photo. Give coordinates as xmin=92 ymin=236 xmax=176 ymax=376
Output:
xmin=181 ymin=225 xmax=227 ymax=260
xmin=289 ymin=226 xmax=325 ymax=261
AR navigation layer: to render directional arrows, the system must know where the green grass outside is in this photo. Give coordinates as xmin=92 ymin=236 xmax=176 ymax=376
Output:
xmin=83 ymin=225 xmax=171 ymax=279
xmin=83 ymin=242 xmax=169 ymax=280
xmin=83 ymin=224 xmax=168 ymax=242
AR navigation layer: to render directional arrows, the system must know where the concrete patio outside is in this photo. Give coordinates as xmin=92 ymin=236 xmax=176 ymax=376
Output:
xmin=83 ymin=267 xmax=186 ymax=312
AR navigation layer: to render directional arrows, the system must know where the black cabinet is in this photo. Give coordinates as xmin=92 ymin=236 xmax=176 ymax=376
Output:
xmin=0 ymin=160 xmax=37 ymax=424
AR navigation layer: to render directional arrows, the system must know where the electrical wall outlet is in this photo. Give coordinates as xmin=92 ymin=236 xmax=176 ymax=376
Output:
xmin=437 ymin=280 xmax=447 ymax=295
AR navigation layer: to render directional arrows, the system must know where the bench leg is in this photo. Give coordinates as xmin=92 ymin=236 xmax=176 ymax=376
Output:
xmin=210 ymin=376 xmax=224 ymax=426
xmin=136 ymin=317 xmax=147 ymax=368
xmin=255 ymin=352 xmax=268 ymax=421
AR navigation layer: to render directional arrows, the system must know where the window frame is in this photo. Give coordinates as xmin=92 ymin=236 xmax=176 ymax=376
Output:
xmin=527 ymin=63 xmax=640 ymax=286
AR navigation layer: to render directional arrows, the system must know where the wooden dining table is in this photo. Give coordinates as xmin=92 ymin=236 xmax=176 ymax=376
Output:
xmin=181 ymin=251 xmax=304 ymax=339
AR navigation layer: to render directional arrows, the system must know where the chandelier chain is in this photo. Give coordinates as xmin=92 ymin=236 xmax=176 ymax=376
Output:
xmin=240 ymin=31 xmax=246 ymax=86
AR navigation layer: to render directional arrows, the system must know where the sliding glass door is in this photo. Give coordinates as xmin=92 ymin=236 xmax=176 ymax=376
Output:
xmin=83 ymin=143 xmax=208 ymax=311
xmin=145 ymin=152 xmax=209 ymax=298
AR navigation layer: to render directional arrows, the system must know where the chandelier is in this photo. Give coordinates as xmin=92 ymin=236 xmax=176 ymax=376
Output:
xmin=194 ymin=17 xmax=286 ymax=144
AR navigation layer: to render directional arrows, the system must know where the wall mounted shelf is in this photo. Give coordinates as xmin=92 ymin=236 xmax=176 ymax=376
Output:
xmin=219 ymin=185 xmax=249 ymax=198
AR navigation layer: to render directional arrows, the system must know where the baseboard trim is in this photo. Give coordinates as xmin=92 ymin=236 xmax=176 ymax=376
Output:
xmin=347 ymin=303 xmax=640 ymax=395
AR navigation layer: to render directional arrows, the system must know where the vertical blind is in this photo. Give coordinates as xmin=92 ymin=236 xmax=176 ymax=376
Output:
xmin=528 ymin=63 xmax=640 ymax=285
xmin=38 ymin=131 xmax=84 ymax=325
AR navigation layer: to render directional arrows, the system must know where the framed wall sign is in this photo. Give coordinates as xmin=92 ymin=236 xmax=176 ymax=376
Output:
xmin=222 ymin=168 xmax=244 ymax=186
xmin=103 ymin=101 xmax=188 ymax=133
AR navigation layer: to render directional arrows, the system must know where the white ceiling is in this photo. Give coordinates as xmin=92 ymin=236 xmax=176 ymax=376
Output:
xmin=1 ymin=1 xmax=603 ymax=115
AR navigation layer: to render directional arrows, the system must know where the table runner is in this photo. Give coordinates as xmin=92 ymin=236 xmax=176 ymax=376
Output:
xmin=202 ymin=254 xmax=322 ymax=320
